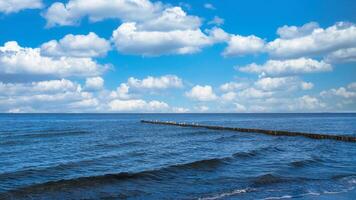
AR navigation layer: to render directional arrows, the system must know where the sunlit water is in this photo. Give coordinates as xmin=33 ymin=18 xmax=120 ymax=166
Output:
xmin=0 ymin=113 xmax=355 ymax=199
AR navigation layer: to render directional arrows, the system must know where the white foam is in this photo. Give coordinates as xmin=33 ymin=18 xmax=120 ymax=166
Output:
xmin=199 ymin=188 xmax=253 ymax=200
xmin=263 ymin=195 xmax=292 ymax=200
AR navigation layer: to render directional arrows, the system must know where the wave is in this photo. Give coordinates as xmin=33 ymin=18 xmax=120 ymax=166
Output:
xmin=3 ymin=129 xmax=91 ymax=140
xmin=233 ymin=146 xmax=283 ymax=159
xmin=263 ymin=195 xmax=293 ymax=200
xmin=0 ymin=139 xmax=25 ymax=147
xmin=198 ymin=188 xmax=255 ymax=200
xmin=1 ymin=157 xmax=231 ymax=197
xmin=252 ymin=174 xmax=286 ymax=186
xmin=288 ymin=157 xmax=323 ymax=168
xmin=1 ymin=146 xmax=279 ymax=188
xmin=332 ymin=174 xmax=356 ymax=180
xmin=261 ymin=187 xmax=356 ymax=200
xmin=1 ymin=146 xmax=271 ymax=196
xmin=251 ymin=173 xmax=317 ymax=187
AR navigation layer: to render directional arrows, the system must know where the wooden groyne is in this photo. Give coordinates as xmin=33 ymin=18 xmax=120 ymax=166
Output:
xmin=141 ymin=120 xmax=356 ymax=143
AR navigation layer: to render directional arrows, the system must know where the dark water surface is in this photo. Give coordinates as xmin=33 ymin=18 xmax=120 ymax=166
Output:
xmin=0 ymin=113 xmax=355 ymax=199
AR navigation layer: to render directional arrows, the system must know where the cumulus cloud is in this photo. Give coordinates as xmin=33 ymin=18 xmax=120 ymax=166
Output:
xmin=222 ymin=34 xmax=265 ymax=56
xmin=109 ymin=83 xmax=131 ymax=99
xmin=207 ymin=27 xmax=230 ymax=43
xmin=221 ymin=91 xmax=237 ymax=101
xmin=348 ymin=82 xmax=356 ymax=90
xmin=320 ymin=83 xmax=356 ymax=99
xmin=0 ymin=0 xmax=43 ymax=14
xmin=318 ymin=82 xmax=356 ymax=111
xmin=108 ymin=99 xmax=169 ymax=112
xmin=217 ymin=80 xmax=356 ymax=112
xmin=239 ymin=57 xmax=332 ymax=77
xmin=0 ymin=79 xmax=81 ymax=95
xmin=0 ymin=41 xmax=107 ymax=78
xmin=276 ymin=22 xmax=320 ymax=39
xmin=172 ymin=107 xmax=190 ymax=113
xmin=109 ymin=75 xmax=183 ymax=99
xmin=267 ymin=22 xmax=356 ymax=58
xmin=221 ymin=22 xmax=356 ymax=60
xmin=0 ymin=79 xmax=98 ymax=112
xmin=186 ymin=85 xmax=217 ymax=101
xmin=234 ymin=103 xmax=247 ymax=112
xmin=43 ymin=0 xmax=201 ymax=32
xmin=195 ymin=105 xmax=209 ymax=112
xmin=220 ymin=81 xmax=248 ymax=92
xmin=208 ymin=16 xmax=224 ymax=26
xmin=112 ymin=22 xmax=213 ymax=56
xmin=138 ymin=7 xmax=201 ymax=31
xmin=85 ymin=76 xmax=104 ymax=90
xmin=44 ymin=0 xmax=224 ymax=56
xmin=43 ymin=0 xmax=162 ymax=27
xmin=237 ymin=87 xmax=273 ymax=99
xmin=325 ymin=48 xmax=356 ymax=63
xmin=127 ymin=75 xmax=183 ymax=90
xmin=289 ymin=95 xmax=325 ymax=111
xmin=255 ymin=77 xmax=313 ymax=91
xmin=0 ymin=78 xmax=176 ymax=113
xmin=41 ymin=32 xmax=111 ymax=58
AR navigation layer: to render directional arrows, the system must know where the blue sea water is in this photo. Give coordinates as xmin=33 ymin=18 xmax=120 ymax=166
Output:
xmin=0 ymin=113 xmax=356 ymax=200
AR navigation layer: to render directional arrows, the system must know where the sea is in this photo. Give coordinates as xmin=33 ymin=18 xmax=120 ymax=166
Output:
xmin=0 ymin=113 xmax=355 ymax=200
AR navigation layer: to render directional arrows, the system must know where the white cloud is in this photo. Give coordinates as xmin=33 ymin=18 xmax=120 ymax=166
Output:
xmin=44 ymin=1 xmax=222 ymax=56
xmin=220 ymin=22 xmax=356 ymax=59
xmin=195 ymin=105 xmax=209 ymax=112
xmin=239 ymin=57 xmax=332 ymax=76
xmin=108 ymin=99 xmax=169 ymax=112
xmin=0 ymin=41 xmax=106 ymax=77
xmin=43 ymin=0 xmax=162 ymax=27
xmin=234 ymin=103 xmax=247 ymax=112
xmin=255 ymin=77 xmax=313 ymax=91
xmin=127 ymin=75 xmax=183 ymax=90
xmin=221 ymin=91 xmax=237 ymax=101
xmin=109 ymin=75 xmax=183 ymax=100
xmin=41 ymin=32 xmax=111 ymax=58
xmin=301 ymin=82 xmax=314 ymax=90
xmin=320 ymin=85 xmax=356 ymax=99
xmin=204 ymin=3 xmax=215 ymax=10
xmin=0 ymin=79 xmax=81 ymax=95
xmin=112 ymin=22 xmax=212 ymax=56
xmin=318 ymin=82 xmax=356 ymax=111
xmin=0 ymin=79 xmax=100 ymax=112
xmin=0 ymin=78 xmax=177 ymax=113
xmin=223 ymin=34 xmax=265 ymax=56
xmin=267 ymin=22 xmax=356 ymax=58
xmin=348 ymin=82 xmax=356 ymax=90
xmin=276 ymin=22 xmax=319 ymax=39
xmin=207 ymin=27 xmax=230 ymax=43
xmin=138 ymin=7 xmax=201 ymax=31
xmin=172 ymin=107 xmax=189 ymax=113
xmin=237 ymin=87 xmax=273 ymax=99
xmin=208 ymin=16 xmax=224 ymax=26
xmin=85 ymin=76 xmax=104 ymax=90
xmin=186 ymin=85 xmax=217 ymax=101
xmin=289 ymin=95 xmax=325 ymax=111
xmin=325 ymin=47 xmax=356 ymax=63
xmin=220 ymin=81 xmax=248 ymax=92
xmin=109 ymin=83 xmax=131 ymax=99
xmin=0 ymin=0 xmax=43 ymax=14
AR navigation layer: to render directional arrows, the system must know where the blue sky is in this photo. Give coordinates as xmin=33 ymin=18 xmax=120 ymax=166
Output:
xmin=0 ymin=0 xmax=355 ymax=113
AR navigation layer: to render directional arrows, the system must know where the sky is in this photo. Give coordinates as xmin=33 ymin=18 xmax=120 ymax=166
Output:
xmin=0 ymin=0 xmax=355 ymax=113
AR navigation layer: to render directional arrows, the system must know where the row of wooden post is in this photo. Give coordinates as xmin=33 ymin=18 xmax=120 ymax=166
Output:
xmin=141 ymin=120 xmax=356 ymax=143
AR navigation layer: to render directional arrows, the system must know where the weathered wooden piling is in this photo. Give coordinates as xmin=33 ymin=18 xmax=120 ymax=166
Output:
xmin=141 ymin=120 xmax=356 ymax=143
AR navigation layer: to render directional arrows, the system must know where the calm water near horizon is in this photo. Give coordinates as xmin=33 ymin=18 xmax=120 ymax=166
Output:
xmin=0 ymin=113 xmax=356 ymax=199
